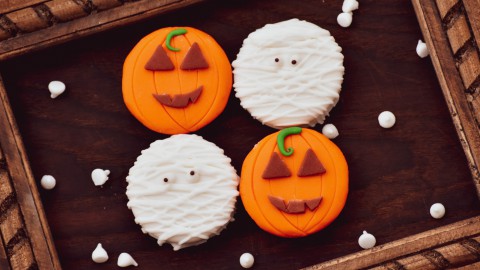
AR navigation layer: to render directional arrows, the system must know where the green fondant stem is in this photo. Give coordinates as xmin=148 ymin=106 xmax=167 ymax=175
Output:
xmin=166 ymin=28 xmax=188 ymax=52
xmin=277 ymin=127 xmax=302 ymax=156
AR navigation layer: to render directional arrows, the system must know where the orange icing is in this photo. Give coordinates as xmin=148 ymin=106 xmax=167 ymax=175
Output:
xmin=240 ymin=128 xmax=348 ymax=237
xmin=122 ymin=27 xmax=232 ymax=134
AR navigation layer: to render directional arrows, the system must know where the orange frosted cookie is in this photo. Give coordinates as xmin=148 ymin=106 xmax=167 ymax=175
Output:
xmin=240 ymin=127 xmax=348 ymax=237
xmin=122 ymin=27 xmax=232 ymax=134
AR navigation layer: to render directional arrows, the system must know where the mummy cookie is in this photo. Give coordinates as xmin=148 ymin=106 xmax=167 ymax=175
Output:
xmin=232 ymin=19 xmax=345 ymax=129
xmin=126 ymin=135 xmax=239 ymax=250
xmin=123 ymin=27 xmax=232 ymax=135
xmin=240 ymin=127 xmax=348 ymax=237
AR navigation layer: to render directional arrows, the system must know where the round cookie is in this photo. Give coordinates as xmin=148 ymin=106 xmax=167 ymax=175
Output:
xmin=232 ymin=19 xmax=344 ymax=129
xmin=240 ymin=127 xmax=348 ymax=237
xmin=123 ymin=27 xmax=232 ymax=135
xmin=126 ymin=135 xmax=239 ymax=250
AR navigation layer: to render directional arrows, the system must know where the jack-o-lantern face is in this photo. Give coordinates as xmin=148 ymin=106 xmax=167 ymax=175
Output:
xmin=123 ymin=27 xmax=232 ymax=135
xmin=240 ymin=127 xmax=348 ymax=238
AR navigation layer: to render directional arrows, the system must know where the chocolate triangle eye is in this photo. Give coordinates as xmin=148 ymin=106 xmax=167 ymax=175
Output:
xmin=262 ymin=152 xmax=291 ymax=179
xmin=145 ymin=45 xmax=174 ymax=71
xmin=297 ymin=149 xmax=326 ymax=177
xmin=180 ymin=42 xmax=209 ymax=70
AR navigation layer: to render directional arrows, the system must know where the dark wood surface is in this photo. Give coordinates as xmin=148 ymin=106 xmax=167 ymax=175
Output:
xmin=0 ymin=0 xmax=479 ymax=269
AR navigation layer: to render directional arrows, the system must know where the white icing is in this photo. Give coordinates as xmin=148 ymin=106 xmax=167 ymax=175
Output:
xmin=126 ymin=134 xmax=239 ymax=251
xmin=430 ymin=203 xmax=445 ymax=219
xmin=91 ymin=168 xmax=110 ymax=186
xmin=337 ymin=12 xmax=353 ymax=28
xmin=117 ymin=252 xmax=138 ymax=267
xmin=322 ymin=123 xmax=339 ymax=139
xmin=416 ymin=40 xmax=429 ymax=58
xmin=41 ymin=175 xmax=56 ymax=190
xmin=91 ymin=243 xmax=108 ymax=263
xmin=48 ymin=81 xmax=66 ymax=99
xmin=342 ymin=0 xmax=359 ymax=13
xmin=378 ymin=111 xmax=396 ymax=128
xmin=232 ymin=19 xmax=345 ymax=129
xmin=239 ymin=253 xmax=255 ymax=268
xmin=358 ymin=231 xmax=376 ymax=249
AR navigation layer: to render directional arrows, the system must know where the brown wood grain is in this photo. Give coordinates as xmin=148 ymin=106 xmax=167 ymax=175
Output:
xmin=462 ymin=0 xmax=480 ymax=48
xmin=0 ymin=0 xmax=479 ymax=269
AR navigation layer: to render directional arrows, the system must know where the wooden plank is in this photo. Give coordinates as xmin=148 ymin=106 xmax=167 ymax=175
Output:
xmin=0 ymin=0 xmax=204 ymax=61
xmin=5 ymin=7 xmax=49 ymax=33
xmin=302 ymin=216 xmax=480 ymax=270
xmin=445 ymin=13 xmax=470 ymax=54
xmin=463 ymin=0 xmax=480 ymax=48
xmin=0 ymin=152 xmax=11 ymax=270
xmin=458 ymin=47 xmax=480 ymax=90
xmin=435 ymin=0 xmax=457 ymax=19
xmin=0 ymin=75 xmax=60 ymax=269
xmin=0 ymin=0 xmax=47 ymax=14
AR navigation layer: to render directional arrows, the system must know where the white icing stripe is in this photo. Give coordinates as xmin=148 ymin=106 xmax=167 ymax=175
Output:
xmin=126 ymin=134 xmax=239 ymax=250
xmin=232 ymin=19 xmax=344 ymax=129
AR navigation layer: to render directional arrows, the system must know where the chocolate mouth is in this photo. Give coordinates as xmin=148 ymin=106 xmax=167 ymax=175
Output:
xmin=153 ymin=86 xmax=203 ymax=108
xmin=268 ymin=195 xmax=322 ymax=214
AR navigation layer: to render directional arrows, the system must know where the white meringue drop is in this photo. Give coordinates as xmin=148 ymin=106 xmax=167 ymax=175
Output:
xmin=41 ymin=175 xmax=56 ymax=190
xmin=239 ymin=253 xmax=255 ymax=269
xmin=322 ymin=124 xmax=339 ymax=139
xmin=91 ymin=243 xmax=108 ymax=263
xmin=342 ymin=0 xmax=359 ymax=13
xmin=48 ymin=81 xmax=66 ymax=99
xmin=358 ymin=231 xmax=376 ymax=249
xmin=378 ymin=111 xmax=396 ymax=128
xmin=430 ymin=203 xmax=446 ymax=219
xmin=117 ymin=252 xmax=138 ymax=267
xmin=91 ymin=168 xmax=110 ymax=186
xmin=337 ymin=12 xmax=353 ymax=28
xmin=416 ymin=40 xmax=429 ymax=58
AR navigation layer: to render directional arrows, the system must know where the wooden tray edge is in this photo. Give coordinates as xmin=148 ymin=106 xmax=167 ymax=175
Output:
xmin=411 ymin=0 xmax=480 ymax=197
xmin=0 ymin=75 xmax=60 ymax=269
xmin=0 ymin=0 xmax=205 ymax=61
xmin=302 ymin=215 xmax=480 ymax=270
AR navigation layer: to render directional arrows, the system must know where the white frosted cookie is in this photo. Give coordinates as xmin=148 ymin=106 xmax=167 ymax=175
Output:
xmin=126 ymin=135 xmax=239 ymax=250
xmin=232 ymin=19 xmax=345 ymax=129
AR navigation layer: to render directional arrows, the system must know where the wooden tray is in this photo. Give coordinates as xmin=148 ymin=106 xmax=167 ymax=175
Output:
xmin=0 ymin=0 xmax=479 ymax=269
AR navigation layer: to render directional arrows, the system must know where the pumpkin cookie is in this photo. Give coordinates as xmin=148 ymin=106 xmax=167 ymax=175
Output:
xmin=123 ymin=27 xmax=232 ymax=134
xmin=240 ymin=127 xmax=348 ymax=237
xmin=232 ymin=19 xmax=345 ymax=129
xmin=126 ymin=135 xmax=239 ymax=250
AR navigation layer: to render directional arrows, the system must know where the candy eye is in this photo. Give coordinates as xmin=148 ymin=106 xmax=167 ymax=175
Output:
xmin=163 ymin=178 xmax=169 ymax=183
xmin=291 ymin=59 xmax=297 ymax=65
xmin=274 ymin=58 xmax=280 ymax=63
xmin=190 ymin=170 xmax=195 ymax=176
